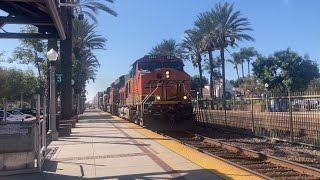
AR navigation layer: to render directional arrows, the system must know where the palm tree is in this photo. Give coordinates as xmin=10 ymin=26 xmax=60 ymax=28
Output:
xmin=239 ymin=47 xmax=258 ymax=76
xmin=72 ymin=19 xmax=106 ymax=90
xmin=72 ymin=19 xmax=107 ymax=58
xmin=227 ymin=52 xmax=241 ymax=80
xmin=203 ymin=57 xmax=222 ymax=97
xmin=73 ymin=51 xmax=100 ymax=86
xmin=60 ymin=1 xmax=116 ymax=119
xmin=194 ymin=12 xmax=218 ymax=98
xmin=239 ymin=52 xmax=246 ymax=78
xmin=213 ymin=2 xmax=254 ymax=108
xmin=149 ymin=39 xmax=185 ymax=59
xmin=181 ymin=29 xmax=204 ymax=97
xmin=80 ymin=0 xmax=117 ymax=22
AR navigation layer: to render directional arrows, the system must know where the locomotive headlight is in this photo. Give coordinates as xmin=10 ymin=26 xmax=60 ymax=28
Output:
xmin=183 ymin=95 xmax=188 ymax=100
xmin=165 ymin=71 xmax=170 ymax=75
xmin=156 ymin=96 xmax=161 ymax=100
xmin=165 ymin=74 xmax=170 ymax=79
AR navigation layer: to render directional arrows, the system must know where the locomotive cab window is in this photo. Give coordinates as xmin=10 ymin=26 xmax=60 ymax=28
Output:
xmin=163 ymin=62 xmax=183 ymax=71
xmin=139 ymin=61 xmax=161 ymax=71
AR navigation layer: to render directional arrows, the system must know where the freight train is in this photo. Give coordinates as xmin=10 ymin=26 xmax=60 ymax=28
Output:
xmin=103 ymin=55 xmax=195 ymax=130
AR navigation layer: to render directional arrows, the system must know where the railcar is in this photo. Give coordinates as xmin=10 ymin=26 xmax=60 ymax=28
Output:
xmin=104 ymin=55 xmax=195 ymax=130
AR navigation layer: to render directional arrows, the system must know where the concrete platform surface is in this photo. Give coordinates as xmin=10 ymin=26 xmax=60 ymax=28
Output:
xmin=2 ymin=109 xmax=223 ymax=180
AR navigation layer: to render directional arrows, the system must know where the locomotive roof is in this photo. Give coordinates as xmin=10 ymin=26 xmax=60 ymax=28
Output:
xmin=132 ymin=55 xmax=184 ymax=66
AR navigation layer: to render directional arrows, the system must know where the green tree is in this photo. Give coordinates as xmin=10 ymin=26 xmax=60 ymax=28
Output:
xmin=191 ymin=75 xmax=209 ymax=92
xmin=230 ymin=78 xmax=244 ymax=88
xmin=9 ymin=26 xmax=47 ymax=77
xmin=80 ymin=0 xmax=117 ymax=22
xmin=60 ymin=0 xmax=116 ymax=119
xmin=213 ymin=2 xmax=254 ymax=107
xmin=73 ymin=51 xmax=100 ymax=92
xmin=241 ymin=76 xmax=264 ymax=95
xmin=149 ymin=39 xmax=185 ymax=59
xmin=0 ymin=67 xmax=44 ymax=100
xmin=181 ymin=29 xmax=204 ymax=97
xmin=252 ymin=49 xmax=319 ymax=91
xmin=239 ymin=47 xmax=258 ymax=76
xmin=72 ymin=19 xmax=105 ymax=95
xmin=194 ymin=11 xmax=218 ymax=98
xmin=60 ymin=0 xmax=117 ymax=119
xmin=72 ymin=19 xmax=107 ymax=58
xmin=0 ymin=67 xmax=9 ymax=97
xmin=307 ymin=78 xmax=320 ymax=92
xmin=203 ymin=57 xmax=222 ymax=94
xmin=227 ymin=52 xmax=241 ymax=80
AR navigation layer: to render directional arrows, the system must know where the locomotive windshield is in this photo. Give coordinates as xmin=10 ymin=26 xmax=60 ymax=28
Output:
xmin=139 ymin=61 xmax=162 ymax=71
xmin=163 ymin=62 xmax=183 ymax=71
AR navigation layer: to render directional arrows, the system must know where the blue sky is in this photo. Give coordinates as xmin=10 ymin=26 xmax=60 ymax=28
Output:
xmin=1 ymin=0 xmax=320 ymax=101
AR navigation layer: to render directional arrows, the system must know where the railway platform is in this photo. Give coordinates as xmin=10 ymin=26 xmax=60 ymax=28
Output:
xmin=3 ymin=109 xmax=264 ymax=180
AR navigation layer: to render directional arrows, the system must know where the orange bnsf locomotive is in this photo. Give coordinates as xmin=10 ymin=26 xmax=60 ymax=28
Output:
xmin=104 ymin=55 xmax=194 ymax=130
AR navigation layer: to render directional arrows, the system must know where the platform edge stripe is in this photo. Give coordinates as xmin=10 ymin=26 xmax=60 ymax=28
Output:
xmin=107 ymin=113 xmax=265 ymax=180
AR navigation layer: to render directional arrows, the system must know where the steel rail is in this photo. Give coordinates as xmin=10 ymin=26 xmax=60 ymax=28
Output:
xmin=158 ymin=130 xmax=320 ymax=180
xmin=200 ymin=134 xmax=320 ymax=178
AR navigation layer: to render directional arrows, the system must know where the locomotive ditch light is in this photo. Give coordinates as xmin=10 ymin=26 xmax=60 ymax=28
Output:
xmin=156 ymin=96 xmax=161 ymax=100
xmin=183 ymin=95 xmax=188 ymax=100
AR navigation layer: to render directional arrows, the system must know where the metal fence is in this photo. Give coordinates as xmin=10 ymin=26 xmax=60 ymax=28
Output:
xmin=194 ymin=91 xmax=320 ymax=146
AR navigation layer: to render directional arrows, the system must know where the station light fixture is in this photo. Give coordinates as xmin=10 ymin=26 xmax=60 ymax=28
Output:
xmin=47 ymin=48 xmax=58 ymax=62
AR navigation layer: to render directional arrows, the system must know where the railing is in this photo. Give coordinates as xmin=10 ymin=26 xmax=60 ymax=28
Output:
xmin=194 ymin=91 xmax=320 ymax=147
xmin=0 ymin=94 xmax=47 ymax=176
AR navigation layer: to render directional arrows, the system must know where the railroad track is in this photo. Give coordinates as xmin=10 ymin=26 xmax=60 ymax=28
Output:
xmin=158 ymin=131 xmax=320 ymax=180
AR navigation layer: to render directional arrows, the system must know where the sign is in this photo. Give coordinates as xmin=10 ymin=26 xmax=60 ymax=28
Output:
xmin=56 ymin=73 xmax=63 ymax=85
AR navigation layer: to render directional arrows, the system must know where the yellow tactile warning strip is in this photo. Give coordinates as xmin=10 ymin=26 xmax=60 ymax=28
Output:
xmin=108 ymin=113 xmax=265 ymax=180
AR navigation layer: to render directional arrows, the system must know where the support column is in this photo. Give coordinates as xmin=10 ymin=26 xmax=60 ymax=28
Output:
xmin=60 ymin=7 xmax=73 ymax=120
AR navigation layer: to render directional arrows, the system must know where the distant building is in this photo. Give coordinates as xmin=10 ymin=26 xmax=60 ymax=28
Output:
xmin=201 ymin=80 xmax=236 ymax=99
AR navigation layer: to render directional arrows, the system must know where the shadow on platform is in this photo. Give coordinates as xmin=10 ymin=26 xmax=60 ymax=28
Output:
xmin=2 ymin=166 xmax=230 ymax=180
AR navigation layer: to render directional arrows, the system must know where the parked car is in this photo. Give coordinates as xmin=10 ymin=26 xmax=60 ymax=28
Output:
xmin=8 ymin=109 xmax=34 ymax=120
xmin=20 ymin=108 xmax=37 ymax=116
xmin=1 ymin=110 xmax=35 ymax=121
xmin=0 ymin=110 xmax=11 ymax=121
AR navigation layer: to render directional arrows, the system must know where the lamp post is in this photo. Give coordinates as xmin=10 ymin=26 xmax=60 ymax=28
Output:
xmin=47 ymin=48 xmax=59 ymax=140
xmin=265 ymin=83 xmax=269 ymax=112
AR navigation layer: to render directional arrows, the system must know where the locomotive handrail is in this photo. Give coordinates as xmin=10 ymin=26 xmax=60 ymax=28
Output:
xmin=182 ymin=83 xmax=193 ymax=101
xmin=141 ymin=83 xmax=161 ymax=120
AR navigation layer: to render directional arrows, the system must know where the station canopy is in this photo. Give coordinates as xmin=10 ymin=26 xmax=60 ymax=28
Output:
xmin=0 ymin=0 xmax=66 ymax=40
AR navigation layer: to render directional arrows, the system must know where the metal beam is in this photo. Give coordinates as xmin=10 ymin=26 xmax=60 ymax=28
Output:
xmin=0 ymin=33 xmax=59 ymax=39
xmin=0 ymin=0 xmax=43 ymax=2
xmin=45 ymin=0 xmax=66 ymax=40
xmin=0 ymin=16 xmax=53 ymax=25
xmin=5 ymin=1 xmax=46 ymax=18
